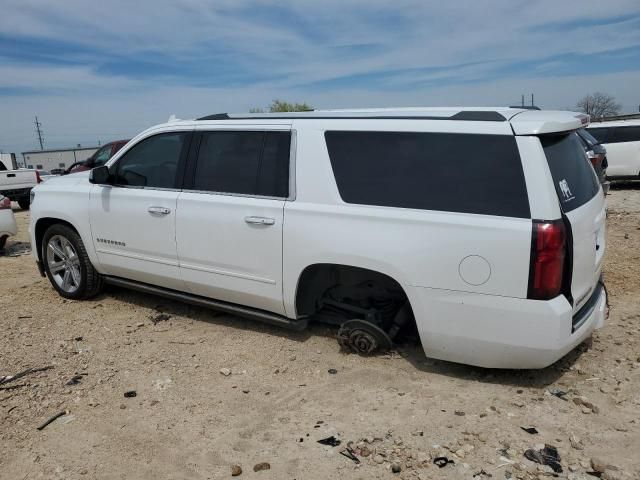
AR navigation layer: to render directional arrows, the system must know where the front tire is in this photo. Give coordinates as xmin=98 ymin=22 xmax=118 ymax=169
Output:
xmin=42 ymin=224 xmax=103 ymax=299
xmin=18 ymin=198 xmax=30 ymax=210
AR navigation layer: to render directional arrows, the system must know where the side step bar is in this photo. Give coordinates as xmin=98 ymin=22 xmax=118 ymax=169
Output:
xmin=103 ymin=276 xmax=308 ymax=331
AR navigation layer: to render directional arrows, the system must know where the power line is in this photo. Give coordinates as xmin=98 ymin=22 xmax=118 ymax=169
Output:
xmin=34 ymin=116 xmax=44 ymax=150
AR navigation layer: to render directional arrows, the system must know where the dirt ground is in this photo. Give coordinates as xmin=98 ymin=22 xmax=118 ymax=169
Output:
xmin=1 ymin=185 xmax=639 ymax=480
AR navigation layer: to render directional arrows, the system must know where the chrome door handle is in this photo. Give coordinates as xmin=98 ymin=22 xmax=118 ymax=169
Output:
xmin=244 ymin=216 xmax=275 ymax=225
xmin=148 ymin=206 xmax=171 ymax=215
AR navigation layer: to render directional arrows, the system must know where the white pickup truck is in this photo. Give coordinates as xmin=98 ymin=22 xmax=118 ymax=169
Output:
xmin=0 ymin=156 xmax=40 ymax=210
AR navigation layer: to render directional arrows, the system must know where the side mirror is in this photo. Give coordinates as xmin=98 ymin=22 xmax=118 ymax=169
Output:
xmin=89 ymin=165 xmax=110 ymax=184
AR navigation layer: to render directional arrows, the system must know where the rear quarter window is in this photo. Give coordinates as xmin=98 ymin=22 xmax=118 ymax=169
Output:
xmin=324 ymin=131 xmax=530 ymax=218
xmin=540 ymin=132 xmax=599 ymax=213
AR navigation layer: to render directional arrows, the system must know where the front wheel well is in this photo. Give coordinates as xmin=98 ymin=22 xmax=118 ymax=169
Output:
xmin=35 ymin=218 xmax=79 ymax=262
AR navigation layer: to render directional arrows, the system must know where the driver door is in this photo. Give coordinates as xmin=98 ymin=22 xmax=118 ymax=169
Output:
xmin=89 ymin=130 xmax=191 ymax=290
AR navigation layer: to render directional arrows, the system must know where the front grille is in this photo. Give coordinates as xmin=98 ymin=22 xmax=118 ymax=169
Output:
xmin=572 ymin=281 xmax=603 ymax=332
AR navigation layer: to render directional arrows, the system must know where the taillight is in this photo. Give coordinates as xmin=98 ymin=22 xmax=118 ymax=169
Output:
xmin=586 ymin=151 xmax=604 ymax=168
xmin=528 ymin=219 xmax=566 ymax=300
xmin=36 ymin=170 xmax=42 ymax=183
xmin=0 ymin=197 xmax=11 ymax=209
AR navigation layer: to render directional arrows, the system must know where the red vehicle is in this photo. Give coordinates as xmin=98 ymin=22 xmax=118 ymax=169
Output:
xmin=65 ymin=140 xmax=129 ymax=174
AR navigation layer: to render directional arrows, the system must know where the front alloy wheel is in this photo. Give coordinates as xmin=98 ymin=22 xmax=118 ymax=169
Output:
xmin=46 ymin=234 xmax=81 ymax=294
xmin=42 ymin=223 xmax=103 ymax=299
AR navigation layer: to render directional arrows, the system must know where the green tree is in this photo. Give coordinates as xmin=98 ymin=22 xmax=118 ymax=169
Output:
xmin=250 ymin=99 xmax=313 ymax=113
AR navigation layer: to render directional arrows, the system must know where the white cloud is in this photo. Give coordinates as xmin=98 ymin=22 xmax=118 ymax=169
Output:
xmin=1 ymin=0 xmax=639 ymax=153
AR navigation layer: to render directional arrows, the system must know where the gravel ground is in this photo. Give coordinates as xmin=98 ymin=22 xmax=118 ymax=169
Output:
xmin=1 ymin=186 xmax=639 ymax=480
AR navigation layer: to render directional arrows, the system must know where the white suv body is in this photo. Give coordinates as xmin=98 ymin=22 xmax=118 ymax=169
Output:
xmin=30 ymin=107 xmax=607 ymax=368
xmin=588 ymin=119 xmax=640 ymax=178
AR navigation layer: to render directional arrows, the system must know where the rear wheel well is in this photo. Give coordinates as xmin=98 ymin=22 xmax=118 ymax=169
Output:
xmin=295 ymin=264 xmax=407 ymax=315
xmin=295 ymin=264 xmax=418 ymax=353
xmin=296 ymin=263 xmax=415 ymax=326
xmin=35 ymin=218 xmax=79 ymax=262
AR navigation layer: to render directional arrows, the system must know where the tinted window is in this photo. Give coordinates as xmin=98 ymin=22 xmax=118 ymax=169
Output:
xmin=610 ymin=126 xmax=640 ymax=144
xmin=586 ymin=127 xmax=610 ymax=143
xmin=576 ymin=128 xmax=598 ymax=147
xmin=114 ymin=132 xmax=186 ymax=188
xmin=541 ymin=133 xmax=599 ymax=213
xmin=325 ymin=131 xmax=530 ymax=218
xmin=193 ymin=131 xmax=290 ymax=197
xmin=257 ymin=132 xmax=290 ymax=197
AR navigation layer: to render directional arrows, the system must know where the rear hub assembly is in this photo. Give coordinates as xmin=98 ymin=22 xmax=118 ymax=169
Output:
xmin=337 ymin=319 xmax=393 ymax=355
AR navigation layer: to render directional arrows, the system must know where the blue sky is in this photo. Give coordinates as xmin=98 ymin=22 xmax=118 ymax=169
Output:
xmin=1 ymin=0 xmax=640 ymax=154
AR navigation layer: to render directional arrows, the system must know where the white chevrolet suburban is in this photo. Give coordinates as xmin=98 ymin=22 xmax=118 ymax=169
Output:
xmin=29 ymin=108 xmax=607 ymax=368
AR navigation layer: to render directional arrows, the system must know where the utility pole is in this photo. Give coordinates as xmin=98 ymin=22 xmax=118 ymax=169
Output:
xmin=34 ymin=116 xmax=44 ymax=150
xmin=521 ymin=95 xmax=525 ymax=107
xmin=531 ymin=93 xmax=534 ymax=107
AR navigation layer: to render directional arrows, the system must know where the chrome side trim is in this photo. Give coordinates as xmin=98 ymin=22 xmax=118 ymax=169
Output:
xmin=179 ymin=262 xmax=276 ymax=284
xmin=103 ymin=275 xmax=307 ymax=331
xmin=95 ymin=248 xmax=180 ymax=267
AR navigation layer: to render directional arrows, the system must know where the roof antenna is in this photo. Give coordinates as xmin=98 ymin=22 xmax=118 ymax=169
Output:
xmin=167 ymin=114 xmax=180 ymax=122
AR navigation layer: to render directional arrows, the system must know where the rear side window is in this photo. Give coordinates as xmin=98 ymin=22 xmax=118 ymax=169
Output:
xmin=586 ymin=127 xmax=609 ymax=143
xmin=192 ymin=131 xmax=290 ymax=197
xmin=540 ymin=132 xmax=599 ymax=213
xmin=609 ymin=126 xmax=640 ymax=144
xmin=324 ymin=131 xmax=530 ymax=218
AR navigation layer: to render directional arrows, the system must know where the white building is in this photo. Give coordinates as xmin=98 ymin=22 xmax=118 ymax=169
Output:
xmin=22 ymin=146 xmax=99 ymax=172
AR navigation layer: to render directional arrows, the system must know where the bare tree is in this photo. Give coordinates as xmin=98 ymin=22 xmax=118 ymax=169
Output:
xmin=576 ymin=92 xmax=622 ymax=119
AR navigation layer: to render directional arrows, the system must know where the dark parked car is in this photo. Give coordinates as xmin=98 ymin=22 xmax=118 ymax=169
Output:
xmin=576 ymin=128 xmax=609 ymax=194
xmin=65 ymin=140 xmax=129 ymax=174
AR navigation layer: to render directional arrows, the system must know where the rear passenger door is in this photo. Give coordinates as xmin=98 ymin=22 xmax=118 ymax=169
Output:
xmin=176 ymin=128 xmax=292 ymax=315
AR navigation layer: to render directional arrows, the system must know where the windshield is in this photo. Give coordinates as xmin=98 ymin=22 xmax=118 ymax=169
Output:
xmin=541 ymin=132 xmax=600 ymax=213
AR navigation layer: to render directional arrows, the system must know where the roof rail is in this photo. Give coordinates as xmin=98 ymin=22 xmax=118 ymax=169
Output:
xmin=197 ymin=113 xmax=230 ymax=120
xmin=196 ymin=110 xmax=507 ymax=122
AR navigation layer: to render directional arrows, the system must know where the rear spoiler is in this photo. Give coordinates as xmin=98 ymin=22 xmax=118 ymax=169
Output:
xmin=510 ymin=110 xmax=590 ymax=135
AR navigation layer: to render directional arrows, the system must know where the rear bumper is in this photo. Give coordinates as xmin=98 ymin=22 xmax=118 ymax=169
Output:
xmin=408 ymin=284 xmax=607 ymax=369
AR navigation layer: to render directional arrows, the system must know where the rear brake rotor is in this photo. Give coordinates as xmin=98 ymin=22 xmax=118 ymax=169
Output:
xmin=337 ymin=319 xmax=392 ymax=355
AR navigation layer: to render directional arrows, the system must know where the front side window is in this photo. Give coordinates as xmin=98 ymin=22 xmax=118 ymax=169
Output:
xmin=114 ymin=132 xmax=187 ymax=188
xmin=540 ymin=132 xmax=599 ymax=213
xmin=325 ymin=131 xmax=530 ymax=218
xmin=192 ymin=131 xmax=290 ymax=197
